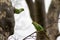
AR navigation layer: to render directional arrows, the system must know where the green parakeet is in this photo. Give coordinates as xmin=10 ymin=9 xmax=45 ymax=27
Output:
xmin=14 ymin=8 xmax=24 ymax=14
xmin=32 ymin=22 xmax=44 ymax=31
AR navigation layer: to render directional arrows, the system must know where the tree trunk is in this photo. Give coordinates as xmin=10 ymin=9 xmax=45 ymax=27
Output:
xmin=0 ymin=0 xmax=15 ymax=40
xmin=46 ymin=0 xmax=60 ymax=40
xmin=26 ymin=0 xmax=60 ymax=40
xmin=25 ymin=0 xmax=36 ymax=21
xmin=26 ymin=0 xmax=49 ymax=40
xmin=35 ymin=0 xmax=49 ymax=40
xmin=35 ymin=0 xmax=46 ymax=28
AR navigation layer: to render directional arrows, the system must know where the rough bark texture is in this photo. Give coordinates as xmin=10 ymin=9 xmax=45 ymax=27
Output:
xmin=0 ymin=0 xmax=15 ymax=40
xmin=46 ymin=0 xmax=60 ymax=40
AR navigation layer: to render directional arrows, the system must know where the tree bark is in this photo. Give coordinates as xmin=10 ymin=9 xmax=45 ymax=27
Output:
xmin=46 ymin=0 xmax=60 ymax=40
xmin=35 ymin=0 xmax=46 ymax=28
xmin=26 ymin=0 xmax=60 ymax=40
xmin=25 ymin=0 xmax=36 ymax=21
xmin=35 ymin=0 xmax=49 ymax=40
xmin=26 ymin=0 xmax=49 ymax=40
xmin=0 ymin=0 xmax=15 ymax=40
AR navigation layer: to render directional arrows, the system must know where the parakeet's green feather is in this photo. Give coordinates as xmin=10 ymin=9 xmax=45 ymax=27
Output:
xmin=14 ymin=8 xmax=24 ymax=14
xmin=32 ymin=22 xmax=44 ymax=31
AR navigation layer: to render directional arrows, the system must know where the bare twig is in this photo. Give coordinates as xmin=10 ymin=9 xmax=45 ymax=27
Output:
xmin=23 ymin=31 xmax=37 ymax=40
